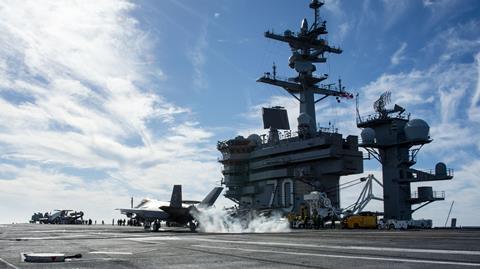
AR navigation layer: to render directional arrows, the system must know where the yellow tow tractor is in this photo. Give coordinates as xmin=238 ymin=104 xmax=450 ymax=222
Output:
xmin=342 ymin=211 xmax=380 ymax=229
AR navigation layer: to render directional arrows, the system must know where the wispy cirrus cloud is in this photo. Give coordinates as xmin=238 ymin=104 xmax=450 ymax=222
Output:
xmin=381 ymin=0 xmax=410 ymax=29
xmin=390 ymin=42 xmax=407 ymax=66
xmin=470 ymin=53 xmax=480 ymax=123
xmin=189 ymin=24 xmax=209 ymax=90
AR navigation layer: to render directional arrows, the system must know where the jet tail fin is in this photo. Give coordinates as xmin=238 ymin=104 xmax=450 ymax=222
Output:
xmin=169 ymin=185 xmax=182 ymax=208
xmin=198 ymin=187 xmax=223 ymax=208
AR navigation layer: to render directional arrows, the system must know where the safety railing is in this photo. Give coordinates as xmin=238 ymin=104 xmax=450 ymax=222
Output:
xmin=410 ymin=191 xmax=445 ymax=200
xmin=356 ymin=111 xmax=409 ymax=125
xmin=415 ymin=168 xmax=454 ymax=177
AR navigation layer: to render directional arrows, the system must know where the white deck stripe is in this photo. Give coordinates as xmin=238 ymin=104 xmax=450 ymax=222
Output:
xmin=17 ymin=234 xmax=89 ymax=240
xmin=193 ymin=245 xmax=480 ymax=267
xmin=125 ymin=236 xmax=180 ymax=241
xmin=30 ymin=230 xmax=67 ymax=233
xmin=0 ymin=258 xmax=19 ymax=269
xmin=89 ymin=251 xmax=132 ymax=255
xmin=88 ymin=232 xmax=147 ymax=237
xmin=193 ymin=238 xmax=480 ymax=256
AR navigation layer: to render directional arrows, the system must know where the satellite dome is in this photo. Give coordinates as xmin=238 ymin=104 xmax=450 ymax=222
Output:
xmin=294 ymin=61 xmax=315 ymax=73
xmin=247 ymin=134 xmax=262 ymax=145
xmin=297 ymin=113 xmax=311 ymax=126
xmin=404 ymin=119 xmax=429 ymax=141
xmin=288 ymin=52 xmax=300 ymax=68
xmin=360 ymin=128 xmax=375 ymax=144
xmin=435 ymin=162 xmax=447 ymax=176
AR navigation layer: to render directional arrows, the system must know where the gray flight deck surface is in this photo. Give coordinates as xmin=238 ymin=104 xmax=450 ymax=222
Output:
xmin=1 ymin=224 xmax=479 ymax=268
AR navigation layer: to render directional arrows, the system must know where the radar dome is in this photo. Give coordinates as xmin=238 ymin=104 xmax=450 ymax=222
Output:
xmin=360 ymin=128 xmax=375 ymax=144
xmin=404 ymin=119 xmax=429 ymax=141
xmin=435 ymin=162 xmax=447 ymax=176
xmin=297 ymin=113 xmax=311 ymax=126
xmin=234 ymin=135 xmax=245 ymax=141
xmin=247 ymin=134 xmax=262 ymax=145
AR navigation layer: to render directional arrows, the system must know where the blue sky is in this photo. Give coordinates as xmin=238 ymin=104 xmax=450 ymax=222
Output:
xmin=0 ymin=0 xmax=479 ymax=226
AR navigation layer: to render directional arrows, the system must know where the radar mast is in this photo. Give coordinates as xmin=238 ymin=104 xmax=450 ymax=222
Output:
xmin=257 ymin=0 xmax=353 ymax=137
xmin=217 ymin=0 xmax=363 ymax=216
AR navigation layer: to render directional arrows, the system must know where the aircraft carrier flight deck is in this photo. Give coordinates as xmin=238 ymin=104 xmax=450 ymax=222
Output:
xmin=1 ymin=224 xmax=479 ymax=269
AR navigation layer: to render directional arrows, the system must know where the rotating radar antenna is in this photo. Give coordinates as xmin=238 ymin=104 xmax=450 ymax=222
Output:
xmin=373 ymin=91 xmax=391 ymax=114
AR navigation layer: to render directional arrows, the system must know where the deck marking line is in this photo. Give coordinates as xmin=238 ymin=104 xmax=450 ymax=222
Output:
xmin=193 ymin=244 xmax=480 ymax=267
xmin=89 ymin=251 xmax=133 ymax=255
xmin=124 ymin=238 xmax=168 ymax=245
xmin=193 ymin=238 xmax=480 ymax=256
xmin=30 ymin=230 xmax=67 ymax=233
xmin=0 ymin=257 xmax=19 ymax=269
xmin=15 ymin=234 xmax=89 ymax=240
xmin=89 ymin=232 xmax=146 ymax=237
xmin=124 ymin=236 xmax=181 ymax=242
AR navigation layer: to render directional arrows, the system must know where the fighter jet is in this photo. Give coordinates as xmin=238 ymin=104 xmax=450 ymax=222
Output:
xmin=118 ymin=185 xmax=223 ymax=231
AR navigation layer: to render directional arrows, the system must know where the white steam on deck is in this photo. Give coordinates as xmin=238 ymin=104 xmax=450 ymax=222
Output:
xmin=193 ymin=207 xmax=290 ymax=233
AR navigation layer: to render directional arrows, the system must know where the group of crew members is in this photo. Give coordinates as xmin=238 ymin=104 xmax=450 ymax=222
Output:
xmin=55 ymin=218 xmax=142 ymax=226
xmin=114 ymin=219 xmax=127 ymax=226
xmin=69 ymin=218 xmax=133 ymax=226
xmin=287 ymin=204 xmax=337 ymax=229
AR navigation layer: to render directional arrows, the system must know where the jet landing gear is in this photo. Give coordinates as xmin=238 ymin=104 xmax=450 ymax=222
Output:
xmin=189 ymin=220 xmax=198 ymax=232
xmin=152 ymin=220 xmax=161 ymax=232
xmin=144 ymin=220 xmax=161 ymax=232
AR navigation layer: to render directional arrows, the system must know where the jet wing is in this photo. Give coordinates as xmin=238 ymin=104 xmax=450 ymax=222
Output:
xmin=117 ymin=208 xmax=169 ymax=221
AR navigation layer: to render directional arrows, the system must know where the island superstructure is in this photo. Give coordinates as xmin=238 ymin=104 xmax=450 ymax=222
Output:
xmin=217 ymin=0 xmax=363 ymax=215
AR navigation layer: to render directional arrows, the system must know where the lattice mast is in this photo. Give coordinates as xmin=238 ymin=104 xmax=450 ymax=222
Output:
xmin=257 ymin=0 xmax=353 ymax=137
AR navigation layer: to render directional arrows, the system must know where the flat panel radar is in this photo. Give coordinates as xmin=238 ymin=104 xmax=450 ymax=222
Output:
xmin=262 ymin=107 xmax=290 ymax=130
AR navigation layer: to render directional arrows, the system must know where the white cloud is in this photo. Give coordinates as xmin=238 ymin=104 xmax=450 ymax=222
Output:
xmin=323 ymin=0 xmax=344 ymax=19
xmin=390 ymin=42 xmax=407 ymax=66
xmin=381 ymin=0 xmax=410 ymax=29
xmin=423 ymin=0 xmax=454 ymax=9
xmin=189 ymin=25 xmax=209 ymax=90
xmin=156 ymin=69 xmax=168 ymax=81
xmin=357 ymin=62 xmax=478 ymax=162
xmin=337 ymin=22 xmax=350 ymax=43
xmin=0 ymin=1 xmax=147 ymax=85
xmin=423 ymin=0 xmax=435 ymax=6
xmin=359 ymin=60 xmax=475 ymax=120
xmin=0 ymin=1 xmax=220 ymax=223
xmin=322 ymin=0 xmax=350 ymax=43
xmin=469 ymin=53 xmax=480 ymax=123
